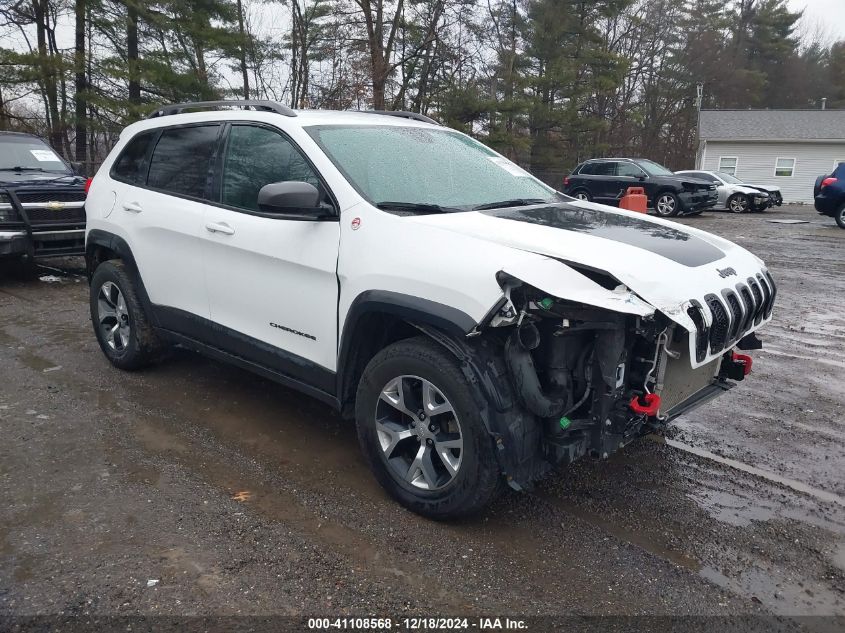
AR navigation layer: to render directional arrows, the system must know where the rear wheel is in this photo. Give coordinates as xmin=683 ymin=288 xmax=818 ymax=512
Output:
xmin=728 ymin=193 xmax=749 ymax=213
xmin=572 ymin=189 xmax=592 ymax=202
xmin=355 ymin=337 xmax=502 ymax=519
xmin=654 ymin=191 xmax=680 ymax=217
xmin=90 ymin=261 xmax=165 ymax=370
xmin=836 ymin=204 xmax=845 ymax=229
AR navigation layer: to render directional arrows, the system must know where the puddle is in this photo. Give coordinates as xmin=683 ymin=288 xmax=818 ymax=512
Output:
xmin=700 ymin=564 xmax=845 ymax=617
xmin=656 ymin=437 xmax=845 ymax=509
xmin=686 ymin=488 xmax=778 ymax=527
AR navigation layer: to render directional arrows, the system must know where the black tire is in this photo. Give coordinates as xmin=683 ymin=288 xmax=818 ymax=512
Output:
xmin=355 ymin=337 xmax=503 ymax=519
xmin=90 ymin=260 xmax=165 ymax=370
xmin=571 ymin=189 xmax=592 ymax=202
xmin=727 ymin=193 xmax=749 ymax=214
xmin=836 ymin=204 xmax=845 ymax=230
xmin=653 ymin=191 xmax=681 ymax=217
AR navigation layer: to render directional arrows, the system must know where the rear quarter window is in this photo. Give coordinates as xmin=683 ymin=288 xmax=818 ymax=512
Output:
xmin=110 ymin=131 xmax=157 ymax=184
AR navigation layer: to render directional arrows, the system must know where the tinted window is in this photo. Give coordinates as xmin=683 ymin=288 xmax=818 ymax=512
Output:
xmin=617 ymin=162 xmax=645 ymax=178
xmin=147 ymin=125 xmax=220 ymax=197
xmin=593 ymin=161 xmax=616 ymax=176
xmin=111 ymin=131 xmax=156 ymax=184
xmin=222 ymin=125 xmax=320 ymax=211
xmin=579 ymin=161 xmax=614 ymax=176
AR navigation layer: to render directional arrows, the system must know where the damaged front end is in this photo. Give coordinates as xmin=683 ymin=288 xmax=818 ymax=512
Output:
xmin=481 ymin=274 xmax=757 ymax=484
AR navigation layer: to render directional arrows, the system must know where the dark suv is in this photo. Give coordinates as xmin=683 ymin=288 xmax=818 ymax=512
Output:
xmin=814 ymin=162 xmax=845 ymax=229
xmin=0 ymin=132 xmax=88 ymax=263
xmin=563 ymin=158 xmax=718 ymax=217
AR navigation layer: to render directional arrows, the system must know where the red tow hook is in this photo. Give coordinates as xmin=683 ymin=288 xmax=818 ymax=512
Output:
xmin=630 ymin=393 xmax=661 ymax=417
xmin=732 ymin=352 xmax=753 ymax=376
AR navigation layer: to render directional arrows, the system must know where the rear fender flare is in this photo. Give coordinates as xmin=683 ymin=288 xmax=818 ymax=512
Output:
xmin=86 ymin=229 xmax=157 ymax=326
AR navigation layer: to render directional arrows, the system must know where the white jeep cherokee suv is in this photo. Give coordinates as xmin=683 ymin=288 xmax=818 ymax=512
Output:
xmin=85 ymin=100 xmax=775 ymax=519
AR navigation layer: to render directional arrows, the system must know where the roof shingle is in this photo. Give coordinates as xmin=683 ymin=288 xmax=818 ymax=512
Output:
xmin=699 ymin=109 xmax=845 ymax=141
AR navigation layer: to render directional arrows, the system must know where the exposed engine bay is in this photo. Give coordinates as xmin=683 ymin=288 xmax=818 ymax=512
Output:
xmin=486 ymin=277 xmax=757 ymax=481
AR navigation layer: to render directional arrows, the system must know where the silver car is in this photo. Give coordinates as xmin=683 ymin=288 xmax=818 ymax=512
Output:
xmin=676 ymin=170 xmax=780 ymax=213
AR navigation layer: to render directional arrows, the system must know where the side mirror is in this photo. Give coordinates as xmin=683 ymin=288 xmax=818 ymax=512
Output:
xmin=637 ymin=174 xmax=647 ymax=181
xmin=257 ymin=181 xmax=328 ymax=218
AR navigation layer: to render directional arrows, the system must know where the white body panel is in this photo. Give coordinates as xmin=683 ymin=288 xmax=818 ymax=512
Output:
xmin=114 ymin=184 xmax=209 ymax=319
xmin=202 ymin=206 xmax=340 ymax=369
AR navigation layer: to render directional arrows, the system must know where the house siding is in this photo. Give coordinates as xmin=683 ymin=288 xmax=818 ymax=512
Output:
xmin=699 ymin=141 xmax=845 ymax=203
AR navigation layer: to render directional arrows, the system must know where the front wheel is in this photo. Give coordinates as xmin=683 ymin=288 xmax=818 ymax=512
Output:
xmin=836 ymin=204 xmax=845 ymax=229
xmin=728 ymin=193 xmax=749 ymax=213
xmin=355 ymin=337 xmax=503 ymax=519
xmin=654 ymin=191 xmax=680 ymax=217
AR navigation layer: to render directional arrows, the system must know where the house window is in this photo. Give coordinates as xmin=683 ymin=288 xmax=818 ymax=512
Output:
xmin=774 ymin=157 xmax=795 ymax=177
xmin=718 ymin=157 xmax=738 ymax=176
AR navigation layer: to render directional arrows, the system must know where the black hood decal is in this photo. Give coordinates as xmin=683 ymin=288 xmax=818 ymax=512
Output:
xmin=481 ymin=203 xmax=725 ymax=267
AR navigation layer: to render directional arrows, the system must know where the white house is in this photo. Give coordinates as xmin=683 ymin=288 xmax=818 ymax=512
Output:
xmin=696 ymin=109 xmax=845 ymax=203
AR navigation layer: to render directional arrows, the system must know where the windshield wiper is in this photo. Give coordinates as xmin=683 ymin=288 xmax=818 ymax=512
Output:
xmin=0 ymin=166 xmax=47 ymax=172
xmin=472 ymin=198 xmax=548 ymax=210
xmin=376 ymin=201 xmax=459 ymax=214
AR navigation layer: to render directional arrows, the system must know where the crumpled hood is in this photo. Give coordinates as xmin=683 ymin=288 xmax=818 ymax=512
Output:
xmin=406 ymin=200 xmax=767 ymax=323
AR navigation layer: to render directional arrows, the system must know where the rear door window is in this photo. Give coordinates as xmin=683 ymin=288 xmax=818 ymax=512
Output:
xmin=111 ymin=131 xmax=157 ymax=184
xmin=147 ymin=125 xmax=221 ymax=198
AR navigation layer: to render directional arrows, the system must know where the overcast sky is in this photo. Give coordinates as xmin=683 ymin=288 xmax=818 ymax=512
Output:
xmin=789 ymin=0 xmax=845 ymax=42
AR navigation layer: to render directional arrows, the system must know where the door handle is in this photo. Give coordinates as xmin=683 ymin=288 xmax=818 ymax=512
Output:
xmin=122 ymin=201 xmax=143 ymax=213
xmin=205 ymin=221 xmax=235 ymax=235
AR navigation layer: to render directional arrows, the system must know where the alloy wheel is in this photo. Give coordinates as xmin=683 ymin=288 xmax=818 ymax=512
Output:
xmin=575 ymin=192 xmax=590 ymax=201
xmin=375 ymin=375 xmax=463 ymax=490
xmin=97 ymin=281 xmax=130 ymax=352
xmin=729 ymin=195 xmax=749 ymax=213
xmin=656 ymin=194 xmax=676 ymax=215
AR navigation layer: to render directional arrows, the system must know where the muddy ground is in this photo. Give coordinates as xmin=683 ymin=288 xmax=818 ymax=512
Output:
xmin=0 ymin=205 xmax=843 ymax=630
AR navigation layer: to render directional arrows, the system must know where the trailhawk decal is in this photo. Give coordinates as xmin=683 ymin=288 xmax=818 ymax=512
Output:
xmin=481 ymin=204 xmax=725 ymax=267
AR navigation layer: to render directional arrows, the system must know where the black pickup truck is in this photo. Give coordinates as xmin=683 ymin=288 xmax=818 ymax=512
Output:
xmin=562 ymin=157 xmax=718 ymax=217
xmin=0 ymin=131 xmax=88 ymax=264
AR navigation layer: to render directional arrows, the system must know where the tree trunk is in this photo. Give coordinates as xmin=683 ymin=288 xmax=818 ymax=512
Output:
xmin=75 ymin=0 xmax=87 ymax=166
xmin=127 ymin=2 xmax=141 ymax=113
xmin=236 ymin=0 xmax=250 ymax=99
xmin=34 ymin=0 xmax=63 ymax=152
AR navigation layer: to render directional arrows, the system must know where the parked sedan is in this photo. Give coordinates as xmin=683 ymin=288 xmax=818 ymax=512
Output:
xmin=676 ymin=170 xmax=778 ymax=213
xmin=563 ymin=158 xmax=717 ymax=217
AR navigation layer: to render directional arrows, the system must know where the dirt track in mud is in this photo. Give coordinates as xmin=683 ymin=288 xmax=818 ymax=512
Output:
xmin=0 ymin=205 xmax=843 ymax=629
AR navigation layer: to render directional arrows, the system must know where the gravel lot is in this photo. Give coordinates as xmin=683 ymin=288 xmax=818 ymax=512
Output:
xmin=0 ymin=204 xmax=843 ymax=630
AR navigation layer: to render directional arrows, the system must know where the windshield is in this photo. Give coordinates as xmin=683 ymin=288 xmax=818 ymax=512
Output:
xmin=306 ymin=125 xmax=558 ymax=211
xmin=0 ymin=135 xmax=70 ymax=173
xmin=717 ymin=171 xmax=743 ymax=184
xmin=636 ymin=159 xmax=675 ymax=177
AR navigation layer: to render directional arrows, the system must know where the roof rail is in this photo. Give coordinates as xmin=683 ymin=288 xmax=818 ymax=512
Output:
xmin=146 ymin=100 xmax=297 ymax=119
xmin=363 ymin=110 xmax=440 ymax=125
